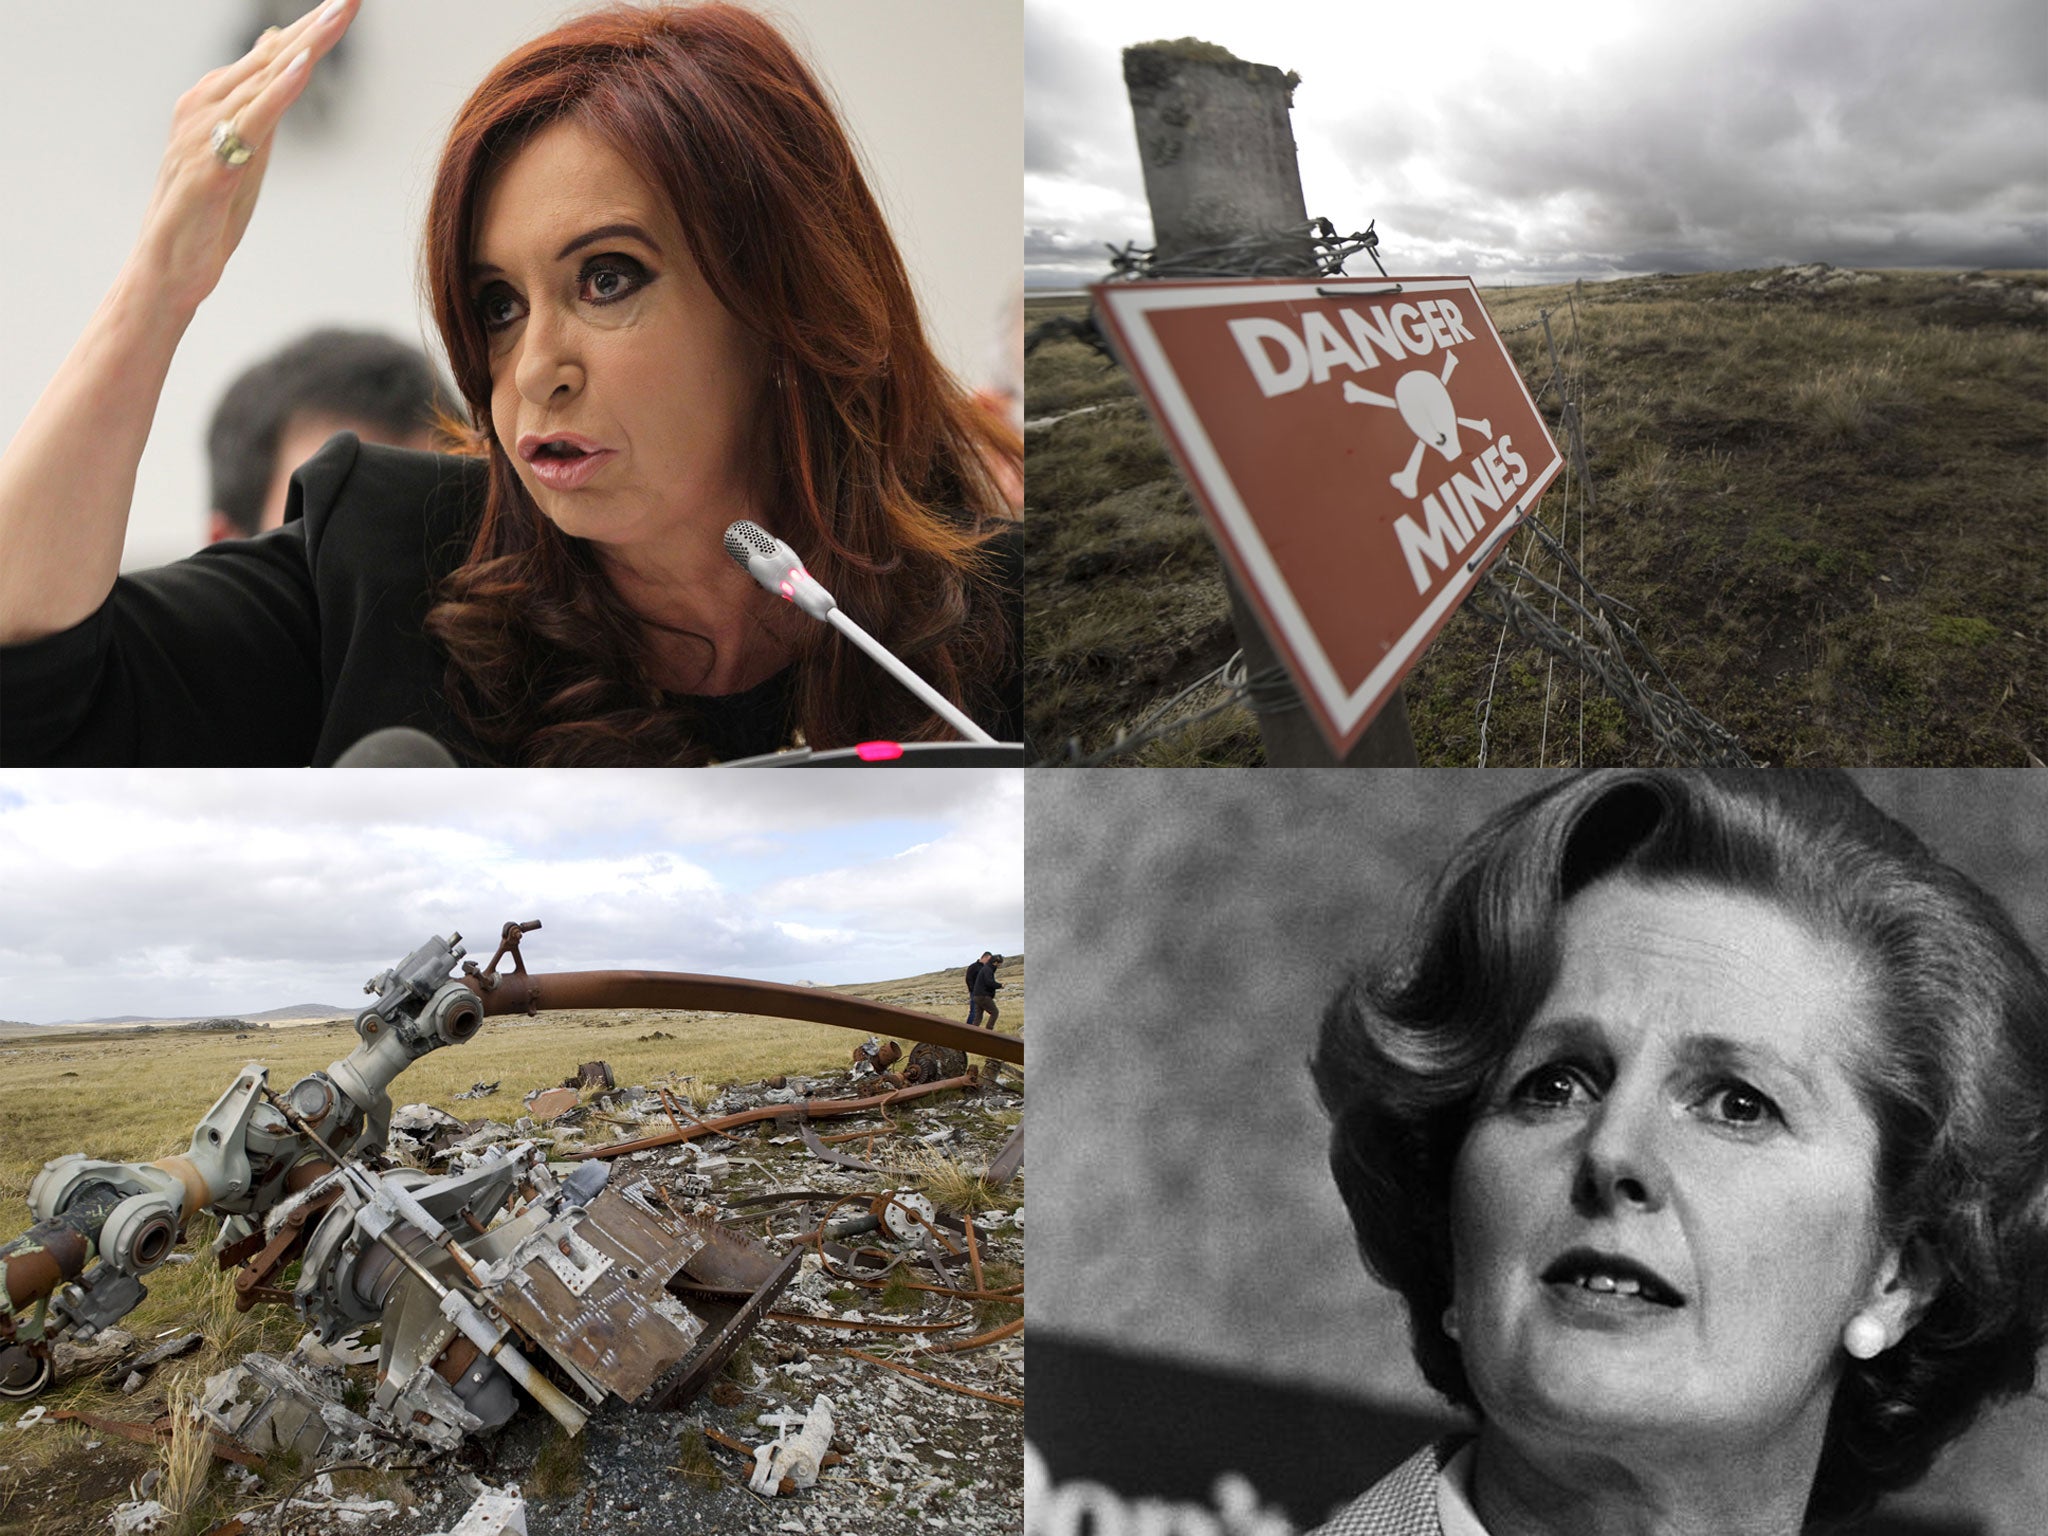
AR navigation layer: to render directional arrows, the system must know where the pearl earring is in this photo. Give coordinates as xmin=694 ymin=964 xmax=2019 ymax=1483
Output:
xmin=1441 ymin=1305 xmax=1461 ymax=1341
xmin=1843 ymin=1314 xmax=1887 ymax=1360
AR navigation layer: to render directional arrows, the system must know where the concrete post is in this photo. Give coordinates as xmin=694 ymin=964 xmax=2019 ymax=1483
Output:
xmin=1120 ymin=41 xmax=1418 ymax=767
xmin=1123 ymin=43 xmax=1308 ymax=265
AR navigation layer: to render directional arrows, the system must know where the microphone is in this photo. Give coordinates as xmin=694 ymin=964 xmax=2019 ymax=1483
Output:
xmin=332 ymin=727 xmax=460 ymax=767
xmin=723 ymin=520 xmax=836 ymax=623
xmin=723 ymin=520 xmax=996 ymax=745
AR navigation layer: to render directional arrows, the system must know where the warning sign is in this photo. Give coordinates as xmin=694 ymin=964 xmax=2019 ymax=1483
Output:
xmin=1091 ymin=275 xmax=1563 ymax=755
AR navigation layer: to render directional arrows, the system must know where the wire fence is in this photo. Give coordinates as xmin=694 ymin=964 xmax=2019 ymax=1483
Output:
xmin=1470 ymin=290 xmax=1754 ymax=766
xmin=1103 ymin=217 xmax=1390 ymax=283
xmin=1036 ymin=227 xmax=1754 ymax=767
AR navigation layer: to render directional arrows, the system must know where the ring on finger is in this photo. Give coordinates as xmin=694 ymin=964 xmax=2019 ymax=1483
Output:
xmin=210 ymin=119 xmax=254 ymax=168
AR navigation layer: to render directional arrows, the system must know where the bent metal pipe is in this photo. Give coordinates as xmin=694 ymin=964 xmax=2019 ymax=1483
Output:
xmin=464 ymin=969 xmax=1023 ymax=1066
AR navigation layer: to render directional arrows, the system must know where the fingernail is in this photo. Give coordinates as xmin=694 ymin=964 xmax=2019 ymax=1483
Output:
xmin=287 ymin=47 xmax=310 ymax=74
xmin=321 ymin=0 xmax=346 ymax=20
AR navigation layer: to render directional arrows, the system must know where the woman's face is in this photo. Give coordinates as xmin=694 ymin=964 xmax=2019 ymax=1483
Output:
xmin=469 ymin=117 xmax=766 ymax=549
xmin=1451 ymin=876 xmax=1909 ymax=1462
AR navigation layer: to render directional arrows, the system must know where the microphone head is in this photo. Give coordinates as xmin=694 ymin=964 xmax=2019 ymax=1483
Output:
xmin=723 ymin=519 xmax=779 ymax=570
xmin=333 ymin=726 xmax=459 ymax=767
xmin=722 ymin=519 xmax=837 ymax=621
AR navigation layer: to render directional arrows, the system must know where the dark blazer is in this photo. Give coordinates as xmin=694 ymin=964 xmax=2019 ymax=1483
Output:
xmin=0 ymin=434 xmax=1020 ymax=765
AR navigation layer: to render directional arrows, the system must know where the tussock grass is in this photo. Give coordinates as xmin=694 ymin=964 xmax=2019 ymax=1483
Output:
xmin=1789 ymin=354 xmax=1911 ymax=445
xmin=904 ymin=1153 xmax=1022 ymax=1216
xmin=973 ymin=1260 xmax=1025 ymax=1333
xmin=1028 ymin=341 xmax=1132 ymax=419
xmin=671 ymin=1428 xmax=723 ymax=1490
xmin=1027 ymin=270 xmax=2048 ymax=764
xmin=157 ymin=1385 xmax=211 ymax=1529
xmin=528 ymin=1420 xmax=586 ymax=1500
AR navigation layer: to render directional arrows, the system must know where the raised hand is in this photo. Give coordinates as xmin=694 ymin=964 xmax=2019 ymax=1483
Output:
xmin=0 ymin=0 xmax=361 ymax=643
xmin=137 ymin=0 xmax=361 ymax=312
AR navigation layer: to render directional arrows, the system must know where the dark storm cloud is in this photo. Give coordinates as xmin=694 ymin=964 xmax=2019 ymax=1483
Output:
xmin=0 ymin=775 xmax=1022 ymax=1022
xmin=1334 ymin=0 xmax=2046 ymax=275
xmin=1035 ymin=0 xmax=2045 ymax=283
xmin=1025 ymin=3 xmax=1128 ymax=178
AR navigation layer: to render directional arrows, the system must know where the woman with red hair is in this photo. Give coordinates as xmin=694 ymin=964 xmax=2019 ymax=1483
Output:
xmin=0 ymin=0 xmax=1019 ymax=765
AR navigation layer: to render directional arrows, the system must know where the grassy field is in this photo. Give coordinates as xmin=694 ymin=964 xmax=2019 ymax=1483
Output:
xmin=0 ymin=965 xmax=1022 ymax=1534
xmin=1025 ymin=267 xmax=2048 ymax=765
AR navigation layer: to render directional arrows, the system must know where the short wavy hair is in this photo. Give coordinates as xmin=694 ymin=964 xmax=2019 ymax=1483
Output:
xmin=1311 ymin=770 xmax=2048 ymax=1527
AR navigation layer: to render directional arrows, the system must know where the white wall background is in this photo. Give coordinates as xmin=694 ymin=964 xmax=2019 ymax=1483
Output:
xmin=0 ymin=0 xmax=1022 ymax=571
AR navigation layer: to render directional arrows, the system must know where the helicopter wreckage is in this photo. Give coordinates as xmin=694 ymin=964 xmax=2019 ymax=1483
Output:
xmin=0 ymin=921 xmax=1023 ymax=1477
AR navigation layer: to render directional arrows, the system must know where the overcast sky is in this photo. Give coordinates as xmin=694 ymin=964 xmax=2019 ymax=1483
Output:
xmin=1026 ymin=0 xmax=2048 ymax=288
xmin=0 ymin=771 xmax=1021 ymax=1025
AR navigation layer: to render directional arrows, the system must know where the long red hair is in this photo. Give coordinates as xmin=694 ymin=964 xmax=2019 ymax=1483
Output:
xmin=420 ymin=2 xmax=1018 ymax=763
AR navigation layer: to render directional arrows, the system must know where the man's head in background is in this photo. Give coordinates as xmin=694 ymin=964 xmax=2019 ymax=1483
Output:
xmin=206 ymin=329 xmax=450 ymax=542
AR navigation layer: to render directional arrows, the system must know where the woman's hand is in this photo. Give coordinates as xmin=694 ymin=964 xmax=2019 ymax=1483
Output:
xmin=136 ymin=0 xmax=360 ymax=313
xmin=0 ymin=0 xmax=359 ymax=644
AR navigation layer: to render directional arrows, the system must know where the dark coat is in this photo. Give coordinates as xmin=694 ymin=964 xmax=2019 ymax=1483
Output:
xmin=1 ymin=434 xmax=1022 ymax=765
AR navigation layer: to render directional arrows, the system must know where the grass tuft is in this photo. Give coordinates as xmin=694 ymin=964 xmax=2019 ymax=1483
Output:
xmin=158 ymin=1385 xmax=211 ymax=1531
xmin=671 ymin=1428 xmax=723 ymax=1490
xmin=906 ymin=1152 xmax=1022 ymax=1216
xmin=528 ymin=1421 xmax=586 ymax=1500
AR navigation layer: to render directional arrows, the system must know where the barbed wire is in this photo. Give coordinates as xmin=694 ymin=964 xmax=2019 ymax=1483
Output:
xmin=1040 ymin=651 xmax=1254 ymax=766
xmin=1470 ymin=520 xmax=1755 ymax=766
xmin=1103 ymin=217 xmax=1389 ymax=282
xmin=1472 ymin=295 xmax=1754 ymax=766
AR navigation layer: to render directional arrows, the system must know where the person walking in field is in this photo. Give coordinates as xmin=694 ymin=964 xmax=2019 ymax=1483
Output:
xmin=970 ymin=952 xmax=1004 ymax=1030
xmin=965 ymin=951 xmax=1000 ymax=1028
xmin=965 ymin=952 xmax=992 ymax=1026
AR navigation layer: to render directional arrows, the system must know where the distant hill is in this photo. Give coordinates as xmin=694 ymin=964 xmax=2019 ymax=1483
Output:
xmin=39 ymin=1003 xmax=351 ymax=1028
xmin=16 ymin=970 xmax=1019 ymax=1032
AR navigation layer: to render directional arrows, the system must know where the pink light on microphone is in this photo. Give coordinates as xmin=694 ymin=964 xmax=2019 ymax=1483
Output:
xmin=855 ymin=741 xmax=904 ymax=762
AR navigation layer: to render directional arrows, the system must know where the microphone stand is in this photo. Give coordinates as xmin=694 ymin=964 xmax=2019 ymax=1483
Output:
xmin=824 ymin=610 xmax=995 ymax=744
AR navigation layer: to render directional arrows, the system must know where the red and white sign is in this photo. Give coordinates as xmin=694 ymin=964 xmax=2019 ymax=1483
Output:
xmin=1092 ymin=275 xmax=1563 ymax=754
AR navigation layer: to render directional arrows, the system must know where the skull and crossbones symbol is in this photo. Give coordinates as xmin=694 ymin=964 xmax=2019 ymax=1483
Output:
xmin=1343 ymin=348 xmax=1493 ymax=499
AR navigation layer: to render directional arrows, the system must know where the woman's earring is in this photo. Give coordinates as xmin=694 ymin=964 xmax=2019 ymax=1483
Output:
xmin=1843 ymin=1314 xmax=1887 ymax=1360
xmin=1441 ymin=1304 xmax=1461 ymax=1341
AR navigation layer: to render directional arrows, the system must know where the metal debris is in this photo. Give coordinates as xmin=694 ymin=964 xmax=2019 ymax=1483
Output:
xmin=255 ymin=1472 xmax=399 ymax=1531
xmin=525 ymin=1086 xmax=579 ymax=1122
xmin=198 ymin=1347 xmax=395 ymax=1465
xmin=903 ymin=1041 xmax=970 ymax=1083
xmin=435 ymin=1482 xmax=528 ymax=1536
xmin=749 ymin=1392 xmax=835 ymax=1493
xmin=107 ymin=1499 xmax=171 ymax=1535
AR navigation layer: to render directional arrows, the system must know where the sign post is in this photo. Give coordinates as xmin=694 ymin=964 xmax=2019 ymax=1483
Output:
xmin=1119 ymin=39 xmax=1417 ymax=765
xmin=1093 ymin=275 xmax=1564 ymax=756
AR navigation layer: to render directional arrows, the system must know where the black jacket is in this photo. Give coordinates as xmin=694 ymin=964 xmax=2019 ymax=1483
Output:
xmin=0 ymin=434 xmax=1021 ymax=765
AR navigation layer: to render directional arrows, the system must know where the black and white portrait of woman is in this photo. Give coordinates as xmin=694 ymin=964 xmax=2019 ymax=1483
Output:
xmin=1028 ymin=770 xmax=2048 ymax=1536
